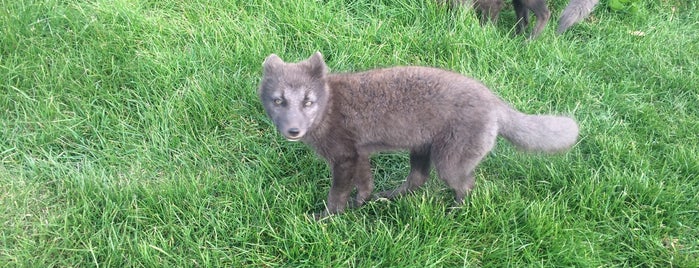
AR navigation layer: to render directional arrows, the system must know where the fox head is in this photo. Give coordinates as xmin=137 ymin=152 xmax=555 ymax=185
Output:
xmin=258 ymin=52 xmax=330 ymax=141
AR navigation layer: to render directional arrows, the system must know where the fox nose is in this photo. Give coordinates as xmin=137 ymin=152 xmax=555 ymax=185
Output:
xmin=287 ymin=128 xmax=301 ymax=137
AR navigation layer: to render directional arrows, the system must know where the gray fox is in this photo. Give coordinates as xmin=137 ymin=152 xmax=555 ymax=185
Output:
xmin=258 ymin=52 xmax=579 ymax=218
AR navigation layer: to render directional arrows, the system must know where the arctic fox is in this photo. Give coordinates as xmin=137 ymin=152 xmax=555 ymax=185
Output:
xmin=258 ymin=52 xmax=579 ymax=218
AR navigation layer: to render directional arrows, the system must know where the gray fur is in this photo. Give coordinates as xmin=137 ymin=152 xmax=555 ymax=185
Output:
xmin=439 ymin=0 xmax=504 ymax=24
xmin=259 ymin=52 xmax=579 ymax=218
xmin=447 ymin=0 xmax=550 ymax=39
xmin=448 ymin=0 xmax=599 ymax=38
xmin=556 ymin=0 xmax=599 ymax=35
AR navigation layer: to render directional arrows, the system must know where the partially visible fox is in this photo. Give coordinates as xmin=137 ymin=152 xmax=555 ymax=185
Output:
xmin=259 ymin=52 xmax=579 ymax=218
xmin=447 ymin=0 xmax=599 ymax=38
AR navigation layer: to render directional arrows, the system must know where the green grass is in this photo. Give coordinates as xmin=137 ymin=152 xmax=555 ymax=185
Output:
xmin=1 ymin=0 xmax=697 ymax=266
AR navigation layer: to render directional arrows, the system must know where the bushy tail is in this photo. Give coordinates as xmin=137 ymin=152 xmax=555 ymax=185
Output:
xmin=556 ymin=0 xmax=599 ymax=35
xmin=498 ymin=107 xmax=579 ymax=153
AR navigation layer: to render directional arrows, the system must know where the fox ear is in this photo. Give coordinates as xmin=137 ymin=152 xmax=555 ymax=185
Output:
xmin=307 ymin=51 xmax=328 ymax=78
xmin=263 ymin=54 xmax=284 ymax=73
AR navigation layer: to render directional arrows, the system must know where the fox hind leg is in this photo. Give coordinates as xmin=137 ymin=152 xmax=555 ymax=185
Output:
xmin=432 ymin=126 xmax=496 ymax=204
xmin=513 ymin=0 xmax=550 ymax=38
xmin=529 ymin=0 xmax=550 ymax=38
xmin=513 ymin=0 xmax=531 ymax=35
xmin=376 ymin=146 xmax=431 ymax=199
xmin=437 ymin=167 xmax=478 ymax=204
xmin=474 ymin=0 xmax=504 ymax=25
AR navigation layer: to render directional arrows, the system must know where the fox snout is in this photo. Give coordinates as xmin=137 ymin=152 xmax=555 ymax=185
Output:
xmin=268 ymin=108 xmax=314 ymax=142
xmin=284 ymin=127 xmax=303 ymax=141
xmin=275 ymin=117 xmax=308 ymax=141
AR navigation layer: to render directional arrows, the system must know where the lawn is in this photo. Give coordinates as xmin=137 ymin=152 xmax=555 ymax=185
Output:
xmin=1 ymin=0 xmax=697 ymax=266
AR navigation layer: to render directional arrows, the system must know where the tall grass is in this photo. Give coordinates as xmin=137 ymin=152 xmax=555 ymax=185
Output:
xmin=1 ymin=0 xmax=697 ymax=266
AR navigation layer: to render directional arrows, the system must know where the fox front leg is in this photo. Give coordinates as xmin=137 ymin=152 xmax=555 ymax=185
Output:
xmin=313 ymin=156 xmax=358 ymax=219
xmin=350 ymin=154 xmax=374 ymax=208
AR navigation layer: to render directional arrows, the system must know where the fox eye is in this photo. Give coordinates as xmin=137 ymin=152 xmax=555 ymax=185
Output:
xmin=303 ymin=100 xmax=313 ymax=107
xmin=273 ymin=98 xmax=283 ymax=105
